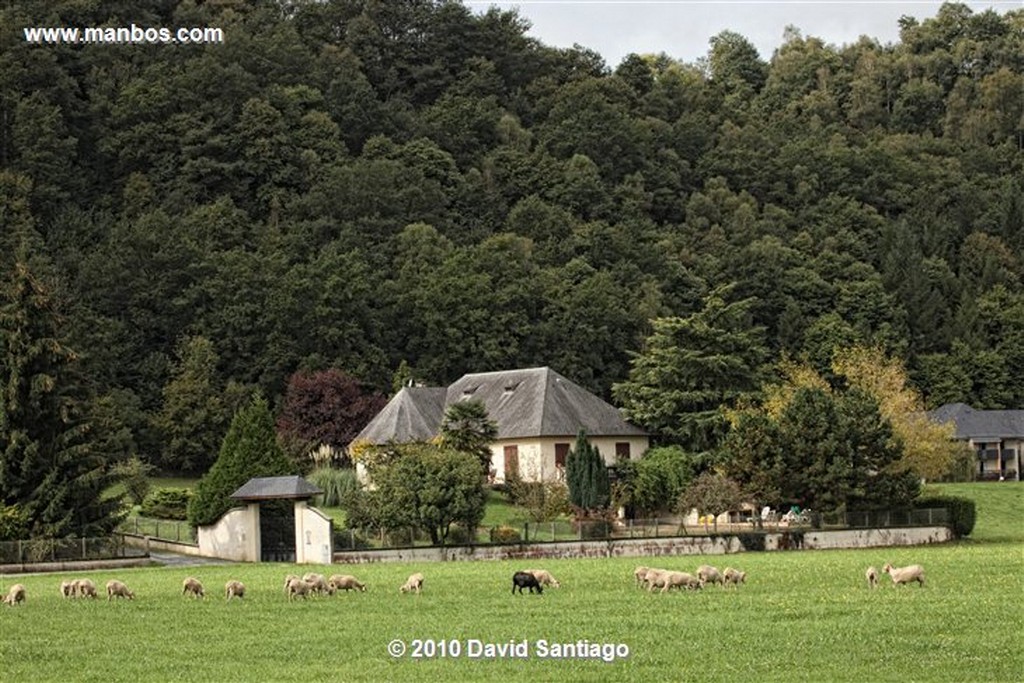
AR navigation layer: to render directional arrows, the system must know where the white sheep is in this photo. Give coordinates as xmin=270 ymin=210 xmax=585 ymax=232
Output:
xmin=697 ymin=564 xmax=724 ymax=587
xmin=865 ymin=566 xmax=879 ymax=589
xmin=883 ymin=563 xmax=925 ymax=587
xmin=400 ymin=572 xmax=424 ymax=594
xmin=283 ymin=574 xmax=299 ymax=594
xmin=723 ymin=567 xmax=747 ymax=587
xmin=75 ymin=578 xmax=97 ymax=599
xmin=523 ymin=568 xmax=561 ymax=588
xmin=644 ymin=569 xmax=669 ymax=592
xmin=3 ymin=584 xmax=26 ymax=606
xmin=660 ymin=571 xmax=702 ymax=593
xmin=106 ymin=580 xmax=134 ymax=600
xmin=182 ymin=577 xmax=205 ymax=599
xmin=302 ymin=572 xmax=334 ymax=596
xmin=286 ymin=577 xmax=312 ymax=601
xmin=225 ymin=580 xmax=246 ymax=600
xmin=61 ymin=580 xmax=76 ymax=598
xmin=633 ymin=566 xmax=651 ymax=588
xmin=328 ymin=574 xmax=366 ymax=592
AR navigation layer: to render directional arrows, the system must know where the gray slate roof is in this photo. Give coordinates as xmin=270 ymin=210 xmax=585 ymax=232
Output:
xmin=353 ymin=387 xmax=447 ymax=444
xmin=928 ymin=403 xmax=1024 ymax=440
xmin=230 ymin=476 xmax=323 ymax=501
xmin=353 ymin=367 xmax=645 ymax=445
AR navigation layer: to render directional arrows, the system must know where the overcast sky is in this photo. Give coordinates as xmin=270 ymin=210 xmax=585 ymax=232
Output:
xmin=468 ymin=1 xmax=1016 ymax=68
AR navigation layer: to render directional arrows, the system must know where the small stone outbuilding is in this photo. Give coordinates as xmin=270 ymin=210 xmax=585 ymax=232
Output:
xmin=196 ymin=476 xmax=333 ymax=564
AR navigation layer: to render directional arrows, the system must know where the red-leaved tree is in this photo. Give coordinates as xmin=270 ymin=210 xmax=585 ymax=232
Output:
xmin=276 ymin=369 xmax=386 ymax=466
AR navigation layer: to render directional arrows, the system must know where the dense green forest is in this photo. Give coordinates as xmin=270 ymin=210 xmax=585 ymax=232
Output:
xmin=2 ymin=1 xmax=1022 ymax=474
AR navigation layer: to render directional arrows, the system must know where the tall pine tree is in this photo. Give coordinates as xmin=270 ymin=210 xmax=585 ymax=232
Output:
xmin=0 ymin=262 xmax=125 ymax=538
xmin=187 ymin=393 xmax=292 ymax=527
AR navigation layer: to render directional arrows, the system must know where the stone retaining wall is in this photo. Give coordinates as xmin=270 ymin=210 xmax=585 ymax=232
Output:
xmin=333 ymin=526 xmax=952 ymax=564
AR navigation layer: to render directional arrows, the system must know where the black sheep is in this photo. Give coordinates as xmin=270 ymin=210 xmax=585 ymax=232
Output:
xmin=512 ymin=571 xmax=543 ymax=595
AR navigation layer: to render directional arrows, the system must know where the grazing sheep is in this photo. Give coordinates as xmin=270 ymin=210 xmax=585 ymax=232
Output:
xmin=723 ymin=567 xmax=747 ymax=587
xmin=106 ymin=580 xmax=134 ymax=600
xmin=61 ymin=580 xmax=76 ymax=598
xmin=225 ymin=580 xmax=245 ymax=600
xmin=697 ymin=564 xmax=724 ymax=587
xmin=75 ymin=579 xmax=97 ymax=599
xmin=399 ymin=572 xmax=424 ymax=594
xmin=523 ymin=569 xmax=561 ymax=588
xmin=302 ymin=572 xmax=334 ymax=596
xmin=865 ymin=566 xmax=879 ymax=589
xmin=328 ymin=574 xmax=366 ymax=592
xmin=883 ymin=563 xmax=925 ymax=587
xmin=3 ymin=584 xmax=26 ymax=606
xmin=283 ymin=574 xmax=299 ymax=594
xmin=660 ymin=571 xmax=703 ymax=593
xmin=512 ymin=571 xmax=543 ymax=595
xmin=633 ymin=566 xmax=651 ymax=588
xmin=644 ymin=569 xmax=669 ymax=592
xmin=182 ymin=577 xmax=205 ymax=599
xmin=286 ymin=577 xmax=312 ymax=601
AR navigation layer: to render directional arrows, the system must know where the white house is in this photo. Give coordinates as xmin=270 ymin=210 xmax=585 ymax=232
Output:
xmin=929 ymin=403 xmax=1023 ymax=481
xmin=350 ymin=367 xmax=649 ymax=483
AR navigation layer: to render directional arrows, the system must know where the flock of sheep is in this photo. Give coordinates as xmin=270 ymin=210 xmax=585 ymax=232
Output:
xmin=634 ymin=564 xmax=748 ymax=592
xmin=0 ymin=561 xmax=926 ymax=606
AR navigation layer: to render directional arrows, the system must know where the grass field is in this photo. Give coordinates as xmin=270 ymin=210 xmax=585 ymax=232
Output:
xmin=4 ymin=483 xmax=1021 ymax=682
xmin=2 ymin=545 xmax=1021 ymax=682
xmin=929 ymin=481 xmax=1023 ymax=543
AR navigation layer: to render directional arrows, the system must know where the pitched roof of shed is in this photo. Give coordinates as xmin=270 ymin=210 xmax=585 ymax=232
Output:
xmin=230 ymin=476 xmax=322 ymax=501
xmin=928 ymin=403 xmax=1024 ymax=440
xmin=353 ymin=367 xmax=645 ymax=446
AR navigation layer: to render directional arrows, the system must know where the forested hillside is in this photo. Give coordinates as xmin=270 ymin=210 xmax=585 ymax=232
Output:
xmin=2 ymin=1 xmax=1021 ymax=468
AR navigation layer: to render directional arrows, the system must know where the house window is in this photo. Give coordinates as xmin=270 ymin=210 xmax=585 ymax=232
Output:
xmin=504 ymin=445 xmax=519 ymax=480
xmin=615 ymin=442 xmax=631 ymax=460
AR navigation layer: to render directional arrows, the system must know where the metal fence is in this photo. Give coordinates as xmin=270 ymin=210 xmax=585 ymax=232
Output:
xmin=334 ymin=508 xmax=950 ymax=550
xmin=0 ymin=535 xmax=147 ymax=565
xmin=120 ymin=516 xmax=197 ymax=543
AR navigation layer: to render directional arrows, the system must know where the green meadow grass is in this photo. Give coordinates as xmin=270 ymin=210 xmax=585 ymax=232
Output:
xmin=930 ymin=481 xmax=1024 ymax=543
xmin=1 ymin=543 xmax=1021 ymax=683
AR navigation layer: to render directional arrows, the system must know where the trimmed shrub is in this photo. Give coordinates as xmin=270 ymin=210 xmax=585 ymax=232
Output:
xmin=140 ymin=487 xmax=193 ymax=520
xmin=914 ymin=495 xmax=976 ymax=538
xmin=489 ymin=525 xmax=522 ymax=544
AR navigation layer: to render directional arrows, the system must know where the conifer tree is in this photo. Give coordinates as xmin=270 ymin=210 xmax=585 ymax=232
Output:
xmin=565 ymin=430 xmax=610 ymax=513
xmin=0 ymin=262 xmax=125 ymax=537
xmin=187 ymin=393 xmax=292 ymax=527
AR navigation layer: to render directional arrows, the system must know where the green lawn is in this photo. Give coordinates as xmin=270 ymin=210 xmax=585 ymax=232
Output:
xmin=928 ymin=481 xmax=1023 ymax=543
xmin=5 ymin=479 xmax=1022 ymax=682
xmin=1 ymin=543 xmax=1020 ymax=682
xmin=147 ymin=476 xmax=199 ymax=490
